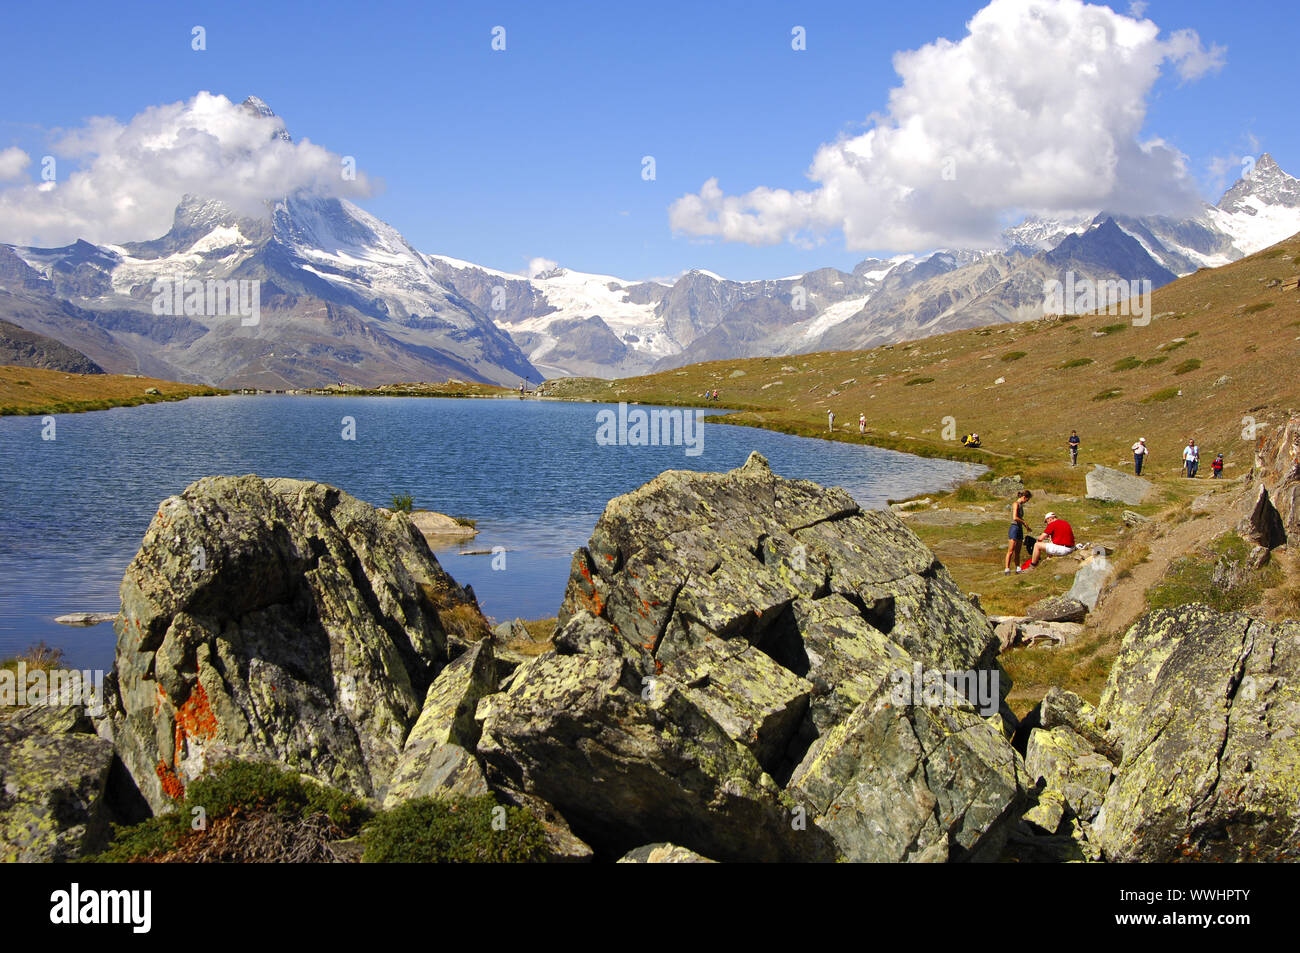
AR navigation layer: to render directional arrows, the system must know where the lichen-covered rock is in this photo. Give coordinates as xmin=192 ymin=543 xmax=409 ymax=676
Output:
xmin=618 ymin=842 xmax=715 ymax=863
xmin=787 ymin=686 xmax=1028 ymax=862
xmin=1093 ymin=605 xmax=1300 ymax=861
xmin=0 ymin=706 xmax=116 ymax=861
xmin=1024 ymin=726 xmax=1113 ymax=828
xmin=476 ymin=651 xmax=834 ymax=862
xmin=383 ymin=639 xmax=497 ymax=807
xmin=483 ymin=454 xmax=1019 ymax=861
xmin=1040 ymin=687 xmax=1117 ymax=763
xmin=1252 ymin=414 xmax=1300 ymax=537
xmin=98 ymin=475 xmax=488 ymax=811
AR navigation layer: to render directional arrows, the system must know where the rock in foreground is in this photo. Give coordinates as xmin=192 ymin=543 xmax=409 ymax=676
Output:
xmin=1093 ymin=605 xmax=1300 ymax=861
xmin=477 ymin=453 xmax=1026 ymax=861
xmin=99 ymin=475 xmax=489 ymax=812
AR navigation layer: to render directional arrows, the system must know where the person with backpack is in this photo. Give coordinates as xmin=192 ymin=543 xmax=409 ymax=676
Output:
xmin=1021 ymin=511 xmax=1075 ymax=571
xmin=1212 ymin=453 xmax=1224 ymax=478
xmin=1067 ymin=430 xmax=1080 ymax=466
xmin=1132 ymin=437 xmax=1148 ymax=476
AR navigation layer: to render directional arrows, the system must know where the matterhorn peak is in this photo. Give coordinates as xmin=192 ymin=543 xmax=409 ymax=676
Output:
xmin=240 ymin=95 xmax=292 ymax=143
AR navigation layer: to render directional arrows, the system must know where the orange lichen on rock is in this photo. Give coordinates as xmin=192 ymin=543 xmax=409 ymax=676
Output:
xmin=175 ymin=681 xmax=219 ymax=748
xmin=156 ymin=760 xmax=185 ymax=800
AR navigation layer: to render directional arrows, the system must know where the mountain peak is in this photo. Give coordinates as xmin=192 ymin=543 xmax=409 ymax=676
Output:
xmin=240 ymin=96 xmax=292 ymax=143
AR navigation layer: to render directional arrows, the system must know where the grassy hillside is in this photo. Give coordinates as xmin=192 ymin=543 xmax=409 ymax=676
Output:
xmin=545 ymin=233 xmax=1300 ymax=482
xmin=0 ymin=365 xmax=225 ymax=416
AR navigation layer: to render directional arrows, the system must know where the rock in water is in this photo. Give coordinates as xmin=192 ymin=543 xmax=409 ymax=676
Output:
xmin=478 ymin=452 xmax=1026 ymax=862
xmin=1085 ymin=465 xmax=1153 ymax=505
xmin=98 ymin=475 xmax=488 ymax=811
xmin=1093 ymin=605 xmax=1300 ymax=861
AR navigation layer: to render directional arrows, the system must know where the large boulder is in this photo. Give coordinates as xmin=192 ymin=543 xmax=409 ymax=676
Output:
xmin=1093 ymin=605 xmax=1300 ymax=861
xmin=1238 ymin=484 xmax=1287 ymax=549
xmin=98 ymin=475 xmax=489 ymax=812
xmin=1085 ymin=465 xmax=1153 ymax=505
xmin=0 ymin=706 xmax=117 ymax=861
xmin=479 ymin=453 xmax=1024 ymax=861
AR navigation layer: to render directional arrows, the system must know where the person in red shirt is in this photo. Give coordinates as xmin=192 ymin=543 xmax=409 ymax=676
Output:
xmin=1024 ymin=512 xmax=1075 ymax=569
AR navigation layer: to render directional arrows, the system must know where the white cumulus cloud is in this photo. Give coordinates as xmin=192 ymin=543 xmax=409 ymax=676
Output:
xmin=0 ymin=91 xmax=378 ymax=246
xmin=669 ymin=0 xmax=1226 ymax=253
xmin=0 ymin=147 xmax=31 ymax=182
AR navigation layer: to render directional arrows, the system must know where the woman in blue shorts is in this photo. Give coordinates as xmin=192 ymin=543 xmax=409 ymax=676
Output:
xmin=1004 ymin=489 xmax=1032 ymax=575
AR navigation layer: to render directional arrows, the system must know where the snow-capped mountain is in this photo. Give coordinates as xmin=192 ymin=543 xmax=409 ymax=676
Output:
xmin=0 ymin=100 xmax=537 ymax=388
xmin=3 ymin=93 xmax=1297 ymax=386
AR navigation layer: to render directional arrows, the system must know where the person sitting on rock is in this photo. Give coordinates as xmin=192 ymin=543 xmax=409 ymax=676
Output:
xmin=1022 ymin=512 xmax=1075 ymax=571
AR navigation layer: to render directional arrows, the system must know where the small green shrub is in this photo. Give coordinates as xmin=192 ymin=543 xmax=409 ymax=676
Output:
xmin=391 ymin=492 xmax=414 ymax=513
xmin=1142 ymin=387 xmax=1181 ymax=403
xmin=1142 ymin=355 xmax=1168 ymax=367
xmin=1242 ymin=302 xmax=1275 ymax=315
xmin=87 ymin=760 xmax=370 ymax=863
xmin=1160 ymin=339 xmax=1187 ymax=352
xmin=1001 ymin=351 xmax=1028 ymax=362
xmin=361 ymin=796 xmax=549 ymax=863
xmin=1059 ymin=357 xmax=1093 ymax=369
xmin=1091 ymin=389 xmax=1122 ymax=401
xmin=904 ymin=377 xmax=935 ymax=386
xmin=1173 ymin=359 xmax=1202 ymax=375
xmin=1111 ymin=356 xmax=1142 ymax=371
xmin=451 ymin=515 xmax=477 ymax=527
xmin=1098 ymin=324 xmax=1127 ymax=335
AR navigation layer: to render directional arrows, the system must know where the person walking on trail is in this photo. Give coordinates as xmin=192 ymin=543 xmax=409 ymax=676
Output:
xmin=1068 ymin=430 xmax=1080 ymax=467
xmin=1212 ymin=453 xmax=1224 ymax=478
xmin=859 ymin=413 xmax=866 ymax=435
xmin=1021 ymin=511 xmax=1075 ymax=572
xmin=828 ymin=410 xmax=835 ymax=433
xmin=1132 ymin=437 xmax=1149 ymax=476
xmin=1004 ymin=489 xmax=1032 ymax=575
xmin=1183 ymin=438 xmax=1200 ymax=478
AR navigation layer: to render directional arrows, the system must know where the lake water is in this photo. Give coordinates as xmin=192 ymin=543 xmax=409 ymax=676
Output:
xmin=0 ymin=395 xmax=983 ymax=671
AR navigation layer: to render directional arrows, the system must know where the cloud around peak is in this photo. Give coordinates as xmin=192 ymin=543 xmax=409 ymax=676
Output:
xmin=669 ymin=0 xmax=1226 ymax=253
xmin=0 ymin=91 xmax=378 ymax=247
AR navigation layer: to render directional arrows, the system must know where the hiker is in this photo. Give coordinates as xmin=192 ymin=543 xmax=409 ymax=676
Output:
xmin=962 ymin=433 xmax=981 ymax=448
xmin=1068 ymin=430 xmax=1080 ymax=466
xmin=1212 ymin=453 xmax=1224 ymax=478
xmin=859 ymin=413 xmax=866 ymax=435
xmin=1004 ymin=489 xmax=1032 ymax=574
xmin=1183 ymin=438 xmax=1200 ymax=478
xmin=1022 ymin=511 xmax=1075 ymax=571
xmin=1132 ymin=437 xmax=1148 ymax=476
xmin=828 ymin=410 xmax=835 ymax=432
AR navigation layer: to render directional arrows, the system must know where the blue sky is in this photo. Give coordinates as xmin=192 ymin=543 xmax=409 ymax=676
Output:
xmin=0 ymin=0 xmax=1292 ymax=280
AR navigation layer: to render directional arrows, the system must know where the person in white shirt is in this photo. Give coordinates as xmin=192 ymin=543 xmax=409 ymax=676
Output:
xmin=859 ymin=413 xmax=866 ymax=434
xmin=828 ymin=410 xmax=835 ymax=433
xmin=1183 ymin=439 xmax=1200 ymax=478
xmin=1132 ymin=437 xmax=1148 ymax=476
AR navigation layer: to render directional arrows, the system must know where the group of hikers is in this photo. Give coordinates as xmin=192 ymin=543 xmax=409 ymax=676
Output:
xmin=1133 ymin=436 xmax=1222 ymax=478
xmin=703 ymin=389 xmax=721 ymax=401
xmin=1132 ymin=436 xmax=1223 ymax=479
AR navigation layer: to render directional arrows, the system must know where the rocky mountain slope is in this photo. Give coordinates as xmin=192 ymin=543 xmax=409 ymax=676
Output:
xmin=425 ymin=156 xmax=1300 ymax=378
xmin=0 ymin=100 xmax=538 ymax=389
xmin=0 ymin=319 xmax=102 ymax=374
